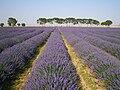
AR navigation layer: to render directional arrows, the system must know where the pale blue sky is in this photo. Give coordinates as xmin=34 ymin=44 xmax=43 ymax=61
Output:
xmin=0 ymin=0 xmax=120 ymax=25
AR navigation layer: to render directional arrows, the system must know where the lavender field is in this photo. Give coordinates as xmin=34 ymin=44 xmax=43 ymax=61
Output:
xmin=0 ymin=27 xmax=120 ymax=90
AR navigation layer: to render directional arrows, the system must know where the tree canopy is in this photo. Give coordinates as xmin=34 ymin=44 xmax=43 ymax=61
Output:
xmin=8 ymin=17 xmax=17 ymax=26
xmin=21 ymin=23 xmax=25 ymax=27
xmin=17 ymin=23 xmax=20 ymax=26
xmin=36 ymin=17 xmax=105 ymax=26
xmin=101 ymin=20 xmax=113 ymax=26
xmin=37 ymin=18 xmax=47 ymax=25
xmin=0 ymin=23 xmax=4 ymax=27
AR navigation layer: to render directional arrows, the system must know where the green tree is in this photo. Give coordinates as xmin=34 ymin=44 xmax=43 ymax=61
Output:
xmin=87 ymin=19 xmax=92 ymax=25
xmin=93 ymin=20 xmax=100 ymax=26
xmin=52 ymin=18 xmax=59 ymax=25
xmin=21 ymin=23 xmax=25 ymax=27
xmin=8 ymin=17 xmax=17 ymax=26
xmin=0 ymin=23 xmax=4 ymax=27
xmin=101 ymin=20 xmax=112 ymax=26
xmin=65 ymin=18 xmax=76 ymax=26
xmin=37 ymin=18 xmax=47 ymax=25
xmin=82 ymin=19 xmax=88 ymax=24
xmin=17 ymin=23 xmax=20 ymax=26
xmin=47 ymin=18 xmax=54 ymax=24
xmin=56 ymin=18 xmax=65 ymax=25
xmin=72 ymin=19 xmax=78 ymax=25
xmin=105 ymin=20 xmax=112 ymax=26
xmin=37 ymin=19 xmax=39 ymax=24
xmin=101 ymin=22 xmax=106 ymax=26
xmin=53 ymin=18 xmax=59 ymax=21
xmin=77 ymin=19 xmax=84 ymax=25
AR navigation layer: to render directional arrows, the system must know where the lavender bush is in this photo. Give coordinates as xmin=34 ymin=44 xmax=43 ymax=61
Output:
xmin=0 ymin=30 xmax=52 ymax=89
xmin=0 ymin=29 xmax=19 ymax=36
xmin=62 ymin=29 xmax=120 ymax=90
xmin=23 ymin=31 xmax=81 ymax=90
xmin=0 ymin=30 xmax=43 ymax=53
xmin=89 ymin=28 xmax=120 ymax=39
xmin=81 ymin=30 xmax=120 ymax=45
xmin=0 ymin=29 xmax=35 ymax=40
xmin=72 ymin=30 xmax=120 ymax=59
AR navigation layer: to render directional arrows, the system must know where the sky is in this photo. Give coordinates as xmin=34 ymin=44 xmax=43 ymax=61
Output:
xmin=0 ymin=0 xmax=120 ymax=25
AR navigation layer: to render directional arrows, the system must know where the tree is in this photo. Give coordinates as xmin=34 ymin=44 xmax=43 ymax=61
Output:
xmin=17 ymin=23 xmax=20 ymax=26
xmin=0 ymin=23 xmax=4 ymax=27
xmin=65 ymin=18 xmax=76 ymax=26
xmin=52 ymin=18 xmax=59 ymax=25
xmin=53 ymin=18 xmax=59 ymax=21
xmin=101 ymin=22 xmax=106 ymax=26
xmin=56 ymin=18 xmax=65 ymax=25
xmin=82 ymin=19 xmax=88 ymax=24
xmin=77 ymin=19 xmax=84 ymax=25
xmin=37 ymin=18 xmax=47 ymax=25
xmin=37 ymin=19 xmax=39 ymax=24
xmin=105 ymin=20 xmax=112 ymax=26
xmin=87 ymin=19 xmax=92 ymax=25
xmin=93 ymin=20 xmax=100 ymax=26
xmin=21 ymin=23 xmax=25 ymax=27
xmin=47 ymin=18 xmax=54 ymax=24
xmin=72 ymin=19 xmax=78 ymax=25
xmin=101 ymin=20 xmax=112 ymax=26
xmin=8 ymin=17 xmax=17 ymax=26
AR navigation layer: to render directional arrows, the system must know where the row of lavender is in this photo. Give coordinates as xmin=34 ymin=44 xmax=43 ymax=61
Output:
xmin=22 ymin=31 xmax=82 ymax=90
xmin=79 ymin=30 xmax=120 ymax=45
xmin=61 ymin=29 xmax=120 ymax=90
xmin=88 ymin=28 xmax=120 ymax=39
xmin=0 ymin=27 xmax=55 ymax=53
xmin=0 ymin=29 xmax=21 ymax=36
xmin=0 ymin=27 xmax=54 ymax=40
xmin=0 ymin=30 xmax=44 ymax=53
xmin=70 ymin=28 xmax=120 ymax=60
xmin=0 ymin=30 xmax=52 ymax=89
xmin=0 ymin=28 xmax=35 ymax=40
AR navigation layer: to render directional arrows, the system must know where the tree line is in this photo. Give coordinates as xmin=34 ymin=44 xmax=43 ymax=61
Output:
xmin=0 ymin=17 xmax=25 ymax=27
xmin=37 ymin=17 xmax=113 ymax=26
xmin=0 ymin=17 xmax=113 ymax=27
